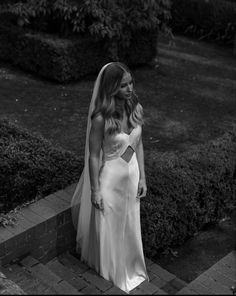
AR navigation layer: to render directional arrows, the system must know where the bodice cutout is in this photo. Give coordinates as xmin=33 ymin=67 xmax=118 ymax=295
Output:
xmin=102 ymin=125 xmax=141 ymax=161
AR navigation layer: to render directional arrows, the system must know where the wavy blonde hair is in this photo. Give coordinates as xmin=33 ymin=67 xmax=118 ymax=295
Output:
xmin=91 ymin=62 xmax=144 ymax=134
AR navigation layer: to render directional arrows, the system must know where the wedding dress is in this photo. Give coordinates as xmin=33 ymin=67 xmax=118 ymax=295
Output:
xmin=71 ymin=63 xmax=148 ymax=294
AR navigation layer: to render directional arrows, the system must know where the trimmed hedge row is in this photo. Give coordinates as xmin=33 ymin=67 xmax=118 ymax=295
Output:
xmin=171 ymin=0 xmax=236 ymax=45
xmin=0 ymin=118 xmax=83 ymax=213
xmin=0 ymin=18 xmax=157 ymax=82
xmin=1 ymin=119 xmax=235 ymax=255
xmin=142 ymin=129 xmax=236 ymax=257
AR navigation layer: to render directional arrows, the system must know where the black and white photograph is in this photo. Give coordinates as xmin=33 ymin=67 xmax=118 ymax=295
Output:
xmin=0 ymin=0 xmax=235 ymax=295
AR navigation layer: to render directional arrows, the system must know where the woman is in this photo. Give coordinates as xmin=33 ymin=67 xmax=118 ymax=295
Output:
xmin=71 ymin=62 xmax=149 ymax=293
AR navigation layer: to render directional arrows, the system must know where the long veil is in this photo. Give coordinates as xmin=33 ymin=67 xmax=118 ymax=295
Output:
xmin=71 ymin=63 xmax=111 ymax=260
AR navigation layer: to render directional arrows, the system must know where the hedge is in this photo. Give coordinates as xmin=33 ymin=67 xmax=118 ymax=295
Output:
xmin=0 ymin=118 xmax=83 ymax=213
xmin=1 ymin=118 xmax=235 ymax=256
xmin=171 ymin=0 xmax=236 ymax=46
xmin=0 ymin=17 xmax=157 ymax=82
xmin=141 ymin=128 xmax=236 ymax=257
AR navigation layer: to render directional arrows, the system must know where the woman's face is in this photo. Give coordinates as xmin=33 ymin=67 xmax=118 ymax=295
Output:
xmin=116 ymin=71 xmax=133 ymax=100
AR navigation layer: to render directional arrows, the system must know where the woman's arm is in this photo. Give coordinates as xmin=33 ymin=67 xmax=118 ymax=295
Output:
xmin=136 ymin=133 xmax=147 ymax=198
xmin=89 ymin=114 xmax=104 ymax=210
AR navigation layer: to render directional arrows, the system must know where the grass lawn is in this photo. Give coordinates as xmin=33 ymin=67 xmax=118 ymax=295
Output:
xmin=0 ymin=33 xmax=235 ymax=283
xmin=0 ymin=34 xmax=235 ymax=157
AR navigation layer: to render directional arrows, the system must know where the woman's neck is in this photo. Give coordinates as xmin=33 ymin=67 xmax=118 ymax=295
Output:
xmin=115 ymin=98 xmax=125 ymax=110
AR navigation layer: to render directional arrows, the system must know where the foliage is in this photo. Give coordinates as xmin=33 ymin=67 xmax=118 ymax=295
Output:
xmin=0 ymin=118 xmax=83 ymax=214
xmin=0 ymin=0 xmax=172 ymax=50
xmin=0 ymin=17 xmax=157 ymax=82
xmin=141 ymin=129 xmax=236 ymax=257
xmin=171 ymin=0 xmax=236 ymax=45
xmin=1 ymin=119 xmax=235 ymax=253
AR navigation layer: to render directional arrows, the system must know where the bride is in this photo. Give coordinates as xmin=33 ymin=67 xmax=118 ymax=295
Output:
xmin=71 ymin=62 xmax=149 ymax=293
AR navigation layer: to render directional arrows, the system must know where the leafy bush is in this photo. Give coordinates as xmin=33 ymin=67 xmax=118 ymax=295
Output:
xmin=1 ymin=118 xmax=235 ymax=255
xmin=171 ymin=0 xmax=236 ymax=45
xmin=0 ymin=17 xmax=157 ymax=82
xmin=141 ymin=129 xmax=236 ymax=257
xmin=0 ymin=0 xmax=172 ymax=57
xmin=0 ymin=118 xmax=83 ymax=213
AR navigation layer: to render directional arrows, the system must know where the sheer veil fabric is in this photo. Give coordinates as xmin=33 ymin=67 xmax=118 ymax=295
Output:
xmin=71 ymin=63 xmax=112 ymax=261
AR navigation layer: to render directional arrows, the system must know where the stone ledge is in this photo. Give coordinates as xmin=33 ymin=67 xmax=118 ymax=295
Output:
xmin=0 ymin=182 xmax=78 ymax=266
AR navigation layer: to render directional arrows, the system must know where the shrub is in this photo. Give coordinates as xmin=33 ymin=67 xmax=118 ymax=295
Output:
xmin=0 ymin=0 xmax=172 ymax=59
xmin=0 ymin=17 xmax=157 ymax=82
xmin=141 ymin=129 xmax=236 ymax=257
xmin=171 ymin=0 xmax=236 ymax=46
xmin=1 ymin=119 xmax=235 ymax=255
xmin=0 ymin=118 xmax=83 ymax=213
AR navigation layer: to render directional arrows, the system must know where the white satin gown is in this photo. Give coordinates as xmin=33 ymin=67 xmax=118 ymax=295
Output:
xmin=85 ymin=124 xmax=148 ymax=293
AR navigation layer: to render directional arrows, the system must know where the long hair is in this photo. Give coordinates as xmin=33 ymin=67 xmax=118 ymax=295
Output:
xmin=91 ymin=62 xmax=144 ymax=134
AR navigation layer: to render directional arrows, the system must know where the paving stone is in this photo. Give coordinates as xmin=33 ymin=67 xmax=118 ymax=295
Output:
xmin=147 ymin=263 xmax=176 ymax=282
xmin=196 ymin=273 xmax=232 ymax=295
xmin=188 ymin=281 xmax=214 ymax=295
xmin=20 ymin=256 xmax=39 ymax=268
xmin=161 ymin=281 xmax=179 ymax=294
xmin=58 ymin=252 xmax=89 ymax=275
xmin=147 ymin=271 xmax=157 ymax=281
xmin=219 ymin=254 xmax=236 ymax=271
xmin=17 ymin=276 xmax=52 ymax=294
xmin=168 ymin=277 xmax=187 ymax=290
xmin=130 ymin=287 xmax=145 ymax=295
xmin=46 ymin=258 xmax=88 ymax=290
xmin=222 ymin=250 xmax=236 ymax=259
xmin=137 ymin=279 xmax=164 ymax=295
xmin=2 ymin=263 xmax=57 ymax=295
xmin=153 ymin=289 xmax=168 ymax=295
xmin=0 ymin=228 xmax=14 ymax=242
xmin=52 ymin=280 xmax=83 ymax=295
xmin=212 ymin=262 xmax=236 ymax=281
xmin=206 ymin=267 xmax=235 ymax=289
xmin=36 ymin=286 xmax=59 ymax=295
xmin=150 ymin=275 xmax=167 ymax=289
xmin=27 ymin=263 xmax=62 ymax=286
xmin=5 ymin=221 xmax=27 ymax=236
xmin=104 ymin=285 xmax=127 ymax=295
xmin=44 ymin=194 xmax=70 ymax=212
xmin=221 ymin=251 xmax=236 ymax=266
xmin=80 ymin=285 xmax=103 ymax=294
xmin=81 ymin=269 xmax=112 ymax=292
xmin=54 ymin=189 xmax=72 ymax=203
xmin=27 ymin=199 xmax=57 ymax=220
xmin=14 ymin=213 xmax=36 ymax=231
xmin=18 ymin=209 xmax=45 ymax=226
xmin=176 ymin=287 xmax=198 ymax=295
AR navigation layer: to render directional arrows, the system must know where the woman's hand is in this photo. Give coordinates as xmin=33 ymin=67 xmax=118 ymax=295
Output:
xmin=91 ymin=191 xmax=104 ymax=211
xmin=137 ymin=179 xmax=147 ymax=198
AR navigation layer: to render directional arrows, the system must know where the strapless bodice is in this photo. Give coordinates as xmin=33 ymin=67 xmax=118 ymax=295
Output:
xmin=102 ymin=125 xmax=141 ymax=161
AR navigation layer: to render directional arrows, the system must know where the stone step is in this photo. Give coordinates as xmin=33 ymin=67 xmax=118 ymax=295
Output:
xmin=20 ymin=255 xmax=82 ymax=295
xmin=1 ymin=255 xmax=83 ymax=295
xmin=1 ymin=251 xmax=187 ymax=295
xmin=49 ymin=251 xmax=179 ymax=295
xmin=1 ymin=261 xmax=57 ymax=294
